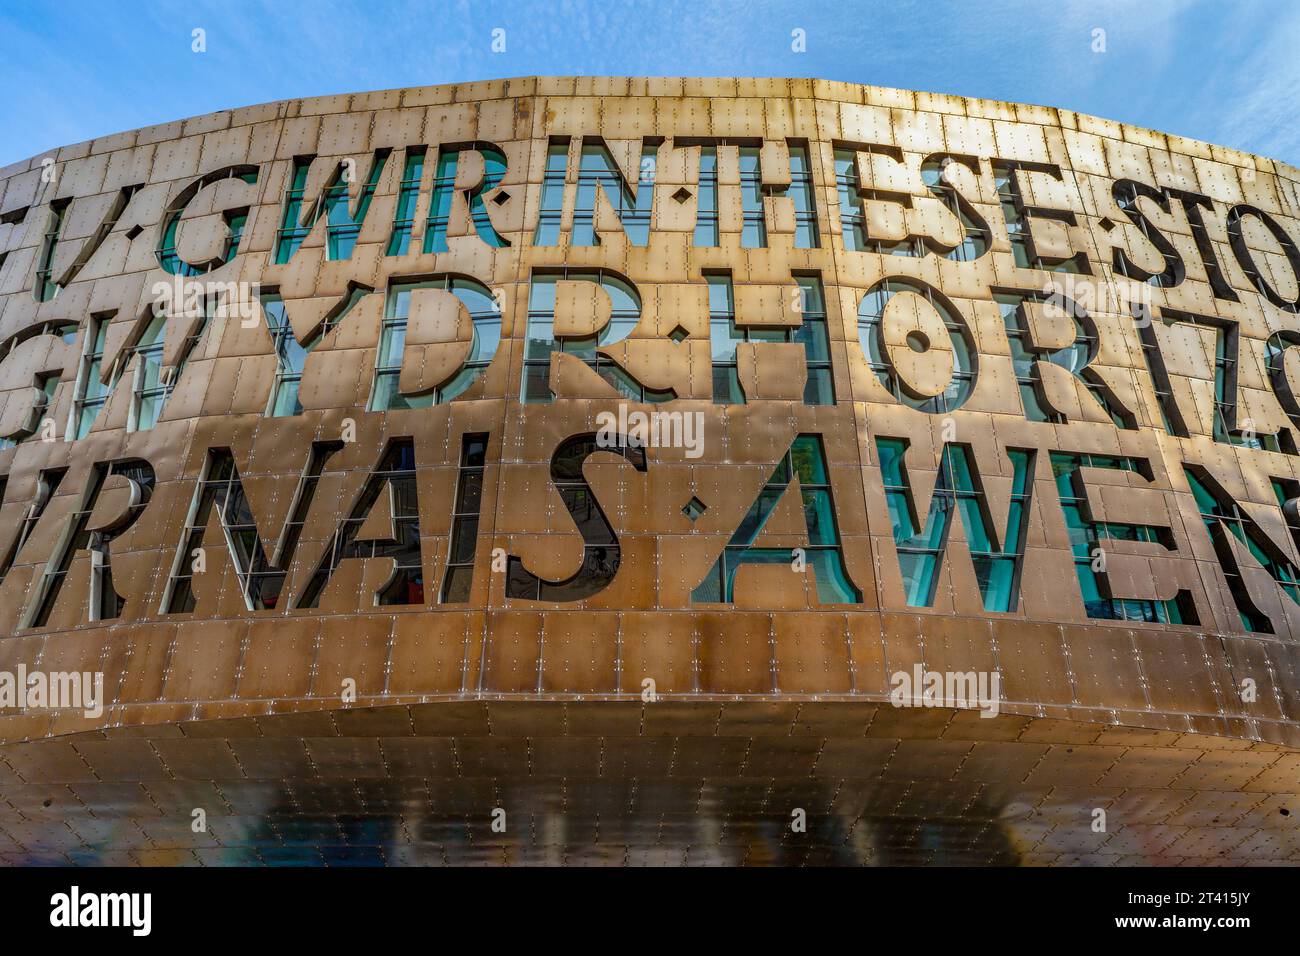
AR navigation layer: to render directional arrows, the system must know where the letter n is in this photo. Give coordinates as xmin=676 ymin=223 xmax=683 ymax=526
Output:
xmin=162 ymin=442 xmax=342 ymax=612
xmin=1185 ymin=464 xmax=1300 ymax=633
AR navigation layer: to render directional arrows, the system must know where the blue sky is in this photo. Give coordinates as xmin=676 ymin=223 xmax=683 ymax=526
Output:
xmin=1 ymin=0 xmax=1297 ymax=167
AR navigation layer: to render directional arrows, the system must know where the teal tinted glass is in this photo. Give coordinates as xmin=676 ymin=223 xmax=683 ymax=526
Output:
xmin=877 ymin=438 xmax=907 ymax=486
xmin=692 ymin=435 xmax=858 ymax=604
xmin=791 ymin=435 xmax=827 ymax=484
xmin=879 ymin=439 xmax=1031 ymax=611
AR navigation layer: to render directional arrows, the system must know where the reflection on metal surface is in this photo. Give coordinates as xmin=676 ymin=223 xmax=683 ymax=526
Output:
xmin=2 ymin=702 xmax=1297 ymax=866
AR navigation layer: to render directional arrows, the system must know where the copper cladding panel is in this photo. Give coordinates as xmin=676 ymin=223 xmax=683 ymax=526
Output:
xmin=0 ymin=78 xmax=1298 ymax=865
xmin=0 ymin=702 xmax=1296 ymax=866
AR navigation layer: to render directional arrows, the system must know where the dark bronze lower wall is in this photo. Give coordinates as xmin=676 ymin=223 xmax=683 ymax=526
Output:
xmin=1 ymin=701 xmax=1296 ymax=866
xmin=2 ymin=611 xmax=1296 ymax=747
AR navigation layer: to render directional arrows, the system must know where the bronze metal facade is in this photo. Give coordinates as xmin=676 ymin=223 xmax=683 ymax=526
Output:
xmin=0 ymin=77 xmax=1297 ymax=865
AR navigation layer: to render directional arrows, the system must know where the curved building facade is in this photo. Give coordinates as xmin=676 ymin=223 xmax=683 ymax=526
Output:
xmin=0 ymin=77 xmax=1298 ymax=865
